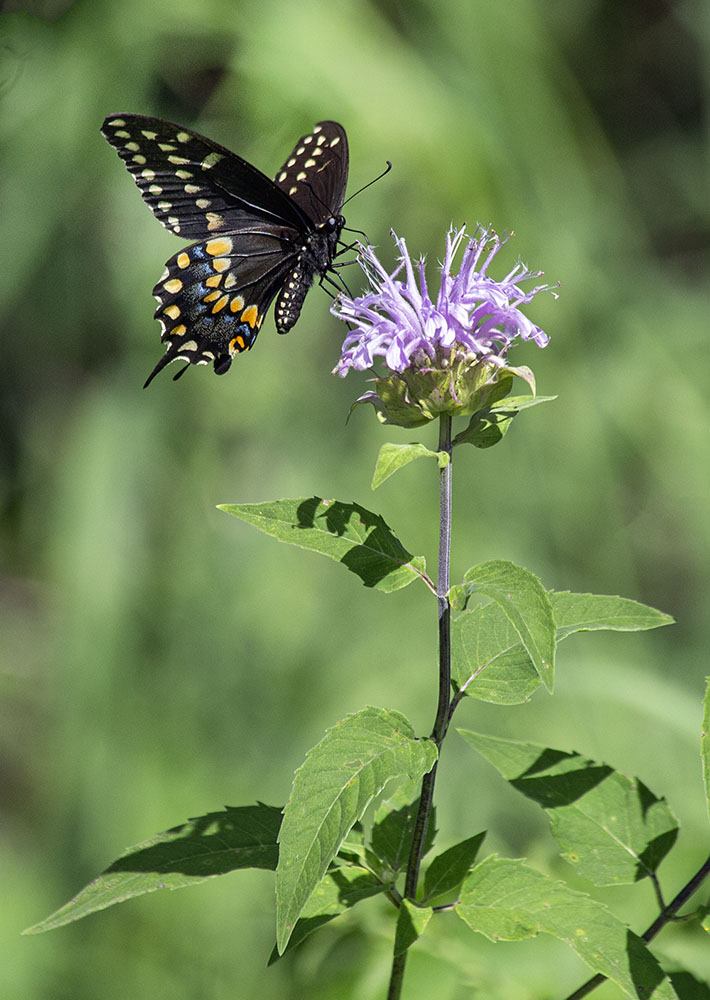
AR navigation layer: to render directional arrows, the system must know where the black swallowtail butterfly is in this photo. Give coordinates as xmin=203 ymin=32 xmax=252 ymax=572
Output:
xmin=101 ymin=115 xmax=349 ymax=386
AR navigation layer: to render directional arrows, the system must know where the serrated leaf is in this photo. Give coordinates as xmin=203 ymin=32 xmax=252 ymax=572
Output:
xmin=370 ymin=801 xmax=419 ymax=879
xmin=394 ymin=899 xmax=433 ymax=956
xmin=458 ymin=731 xmax=678 ymax=885
xmin=452 ymin=394 xmax=556 ymax=449
xmin=551 ymin=591 xmax=674 ymax=639
xmin=219 ymin=497 xmax=427 ymax=593
xmin=703 ymin=679 xmax=710 ymax=825
xmin=452 ymin=602 xmax=543 ymax=705
xmin=23 ymin=804 xmax=282 ymax=934
xmin=276 ymin=707 xmax=437 ymax=953
xmin=370 ymin=785 xmax=437 ymax=879
xmin=268 ymin=865 xmax=386 ymax=964
xmin=422 ymin=833 xmax=486 ymax=903
xmin=456 ymin=857 xmax=678 ymax=999
xmin=371 ymin=442 xmax=449 ymax=490
xmin=460 ymin=560 xmax=555 ymax=690
xmin=452 ymin=590 xmax=672 ymax=706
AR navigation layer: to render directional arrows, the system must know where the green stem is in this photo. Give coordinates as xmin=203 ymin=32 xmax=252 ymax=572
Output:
xmin=386 ymin=415 xmax=453 ymax=1000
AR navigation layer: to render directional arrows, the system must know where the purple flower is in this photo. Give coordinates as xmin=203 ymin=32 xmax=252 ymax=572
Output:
xmin=333 ymin=227 xmax=554 ymax=378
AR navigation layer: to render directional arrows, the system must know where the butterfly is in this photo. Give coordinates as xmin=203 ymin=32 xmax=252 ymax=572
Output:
xmin=101 ymin=115 xmax=349 ymax=386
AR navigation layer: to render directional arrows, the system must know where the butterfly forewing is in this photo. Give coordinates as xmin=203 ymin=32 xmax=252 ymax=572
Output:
xmin=101 ymin=114 xmax=350 ymax=383
xmin=102 ymin=114 xmax=307 ymax=239
xmin=274 ymin=121 xmax=349 ymax=224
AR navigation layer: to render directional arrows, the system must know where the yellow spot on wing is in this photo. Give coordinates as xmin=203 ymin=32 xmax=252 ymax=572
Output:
xmin=211 ymin=295 xmax=229 ymax=313
xmin=230 ymin=295 xmax=245 ymax=312
xmin=176 ymin=253 xmax=190 ymax=269
xmin=205 ymin=274 xmax=222 ymax=288
xmin=202 ymin=152 xmax=224 ymax=169
xmin=203 ymin=291 xmax=221 ymax=303
xmin=242 ymin=304 xmax=258 ymax=327
xmin=231 ymin=335 xmax=247 ymax=351
xmin=172 ymin=324 xmax=187 ymax=338
xmin=206 ymin=237 xmax=233 ymax=256
xmin=164 ymin=278 xmax=183 ymax=293
xmin=164 ymin=305 xmax=181 ymax=319
xmin=212 ymin=257 xmax=229 ymax=273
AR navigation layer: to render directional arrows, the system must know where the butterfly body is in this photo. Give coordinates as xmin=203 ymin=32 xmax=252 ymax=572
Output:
xmin=101 ymin=115 xmax=349 ymax=385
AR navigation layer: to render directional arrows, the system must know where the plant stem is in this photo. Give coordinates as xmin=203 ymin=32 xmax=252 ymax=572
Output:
xmin=562 ymin=853 xmax=710 ymax=1000
xmin=386 ymin=415 xmax=454 ymax=1000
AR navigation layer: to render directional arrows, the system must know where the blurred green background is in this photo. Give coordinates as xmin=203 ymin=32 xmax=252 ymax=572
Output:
xmin=2 ymin=0 xmax=709 ymax=997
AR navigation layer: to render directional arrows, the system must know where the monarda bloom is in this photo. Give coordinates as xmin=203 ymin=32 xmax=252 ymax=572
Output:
xmin=332 ymin=227 xmax=556 ymax=428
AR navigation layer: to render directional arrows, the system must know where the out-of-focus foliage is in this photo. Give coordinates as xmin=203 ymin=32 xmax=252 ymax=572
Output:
xmin=2 ymin=0 xmax=709 ymax=997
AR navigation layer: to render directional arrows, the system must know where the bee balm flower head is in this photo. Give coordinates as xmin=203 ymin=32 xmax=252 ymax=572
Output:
xmin=332 ymin=227 xmax=556 ymax=428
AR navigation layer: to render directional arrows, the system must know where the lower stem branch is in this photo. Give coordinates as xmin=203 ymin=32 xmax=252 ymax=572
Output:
xmin=387 ymin=415 xmax=453 ymax=1000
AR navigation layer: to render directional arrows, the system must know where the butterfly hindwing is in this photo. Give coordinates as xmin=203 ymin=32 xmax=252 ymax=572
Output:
xmin=101 ymin=114 xmax=350 ymax=383
xmin=147 ymin=227 xmax=299 ymax=386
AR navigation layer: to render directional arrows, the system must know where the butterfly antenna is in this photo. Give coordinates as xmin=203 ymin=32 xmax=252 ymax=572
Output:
xmin=342 ymin=161 xmax=392 ymax=208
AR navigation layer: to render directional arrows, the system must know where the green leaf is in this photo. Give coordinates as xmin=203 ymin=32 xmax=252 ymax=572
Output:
xmin=276 ymin=707 xmax=437 ymax=953
xmin=456 ymin=857 xmax=678 ymax=999
xmin=452 ymin=602 xmax=543 ymax=705
xmin=421 ymin=833 xmax=486 ymax=903
xmin=703 ymin=679 xmax=710 ymax=825
xmin=371 ymin=442 xmax=449 ymax=489
xmin=452 ymin=394 xmax=556 ymax=449
xmin=394 ymin=899 xmax=433 ymax=956
xmin=219 ymin=497 xmax=427 ymax=593
xmin=268 ymin=865 xmax=386 ymax=965
xmin=451 ymin=590 xmax=672 ymax=706
xmin=551 ymin=591 xmax=674 ymax=639
xmin=669 ymin=971 xmax=710 ymax=999
xmin=23 ymin=804 xmax=282 ymax=934
xmin=370 ymin=801 xmax=420 ymax=880
xmin=370 ymin=784 xmax=437 ymax=880
xmin=458 ymin=731 xmax=678 ymax=885
xmin=337 ymin=822 xmax=368 ymax=866
xmin=460 ymin=560 xmax=555 ymax=690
